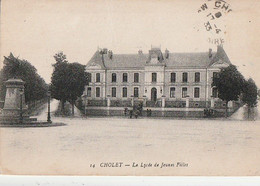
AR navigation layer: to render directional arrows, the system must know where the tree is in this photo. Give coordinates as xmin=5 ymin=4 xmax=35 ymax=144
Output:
xmin=212 ymin=65 xmax=245 ymax=117
xmin=50 ymin=52 xmax=69 ymax=112
xmin=241 ymin=78 xmax=258 ymax=119
xmin=0 ymin=53 xmax=48 ymax=103
xmin=66 ymin=62 xmax=88 ymax=115
xmin=50 ymin=52 xmax=88 ymax=115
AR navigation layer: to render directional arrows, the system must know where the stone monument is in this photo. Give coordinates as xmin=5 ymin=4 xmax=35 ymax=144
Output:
xmin=0 ymin=78 xmax=33 ymax=124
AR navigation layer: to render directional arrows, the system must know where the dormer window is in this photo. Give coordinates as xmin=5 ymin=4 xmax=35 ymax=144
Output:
xmin=152 ymin=73 xmax=157 ymax=82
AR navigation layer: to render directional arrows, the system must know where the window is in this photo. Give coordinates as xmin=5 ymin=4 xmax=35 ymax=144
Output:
xmin=182 ymin=72 xmax=188 ymax=82
xmin=171 ymin=72 xmax=176 ymax=83
xmin=182 ymin=87 xmax=188 ymax=98
xmin=96 ymin=73 xmax=100 ymax=82
xmin=134 ymin=87 xmax=139 ymax=97
xmin=112 ymin=87 xmax=116 ymax=97
xmin=112 ymin=73 xmax=117 ymax=82
xmin=96 ymin=87 xmax=100 ymax=97
xmin=122 ymin=87 xmax=127 ymax=97
xmin=195 ymin=72 xmax=200 ymax=82
xmin=170 ymin=87 xmax=175 ymax=98
xmin=123 ymin=73 xmax=128 ymax=82
xmin=194 ymin=87 xmax=200 ymax=98
xmin=212 ymin=87 xmax=218 ymax=98
xmin=87 ymin=87 xmax=91 ymax=97
xmin=88 ymin=73 xmax=92 ymax=83
xmin=213 ymin=72 xmax=218 ymax=79
xmin=152 ymin=73 xmax=157 ymax=82
xmin=134 ymin=73 xmax=139 ymax=83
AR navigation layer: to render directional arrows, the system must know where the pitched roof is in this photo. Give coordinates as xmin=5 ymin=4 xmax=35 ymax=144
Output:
xmin=165 ymin=52 xmax=217 ymax=68
xmin=87 ymin=50 xmax=106 ymax=69
xmin=86 ymin=46 xmax=230 ymax=69
xmin=209 ymin=45 xmax=231 ymax=66
xmin=103 ymin=54 xmax=148 ymax=68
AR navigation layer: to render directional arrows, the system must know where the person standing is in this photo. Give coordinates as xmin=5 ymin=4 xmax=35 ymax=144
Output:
xmin=124 ymin=107 xmax=128 ymax=117
xmin=129 ymin=110 xmax=133 ymax=119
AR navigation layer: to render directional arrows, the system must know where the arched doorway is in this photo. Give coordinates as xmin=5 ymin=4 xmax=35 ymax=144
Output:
xmin=151 ymin=87 xmax=157 ymax=101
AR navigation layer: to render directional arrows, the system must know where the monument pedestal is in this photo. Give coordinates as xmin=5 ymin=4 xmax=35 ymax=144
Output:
xmin=0 ymin=79 xmax=36 ymax=124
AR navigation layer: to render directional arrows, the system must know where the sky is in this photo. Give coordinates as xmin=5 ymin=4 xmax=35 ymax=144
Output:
xmin=1 ymin=0 xmax=260 ymax=86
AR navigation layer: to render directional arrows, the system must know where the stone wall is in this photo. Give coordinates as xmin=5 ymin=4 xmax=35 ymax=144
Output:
xmin=87 ymin=100 xmax=107 ymax=107
xmin=85 ymin=108 xmax=222 ymax=118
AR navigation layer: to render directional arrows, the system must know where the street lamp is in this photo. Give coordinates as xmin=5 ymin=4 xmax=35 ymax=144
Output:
xmin=84 ymin=92 xmax=87 ymax=116
xmin=19 ymin=88 xmax=23 ymax=124
xmin=47 ymin=90 xmax=51 ymax=123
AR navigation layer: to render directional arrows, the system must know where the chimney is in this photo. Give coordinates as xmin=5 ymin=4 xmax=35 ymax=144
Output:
xmin=108 ymin=50 xmax=113 ymax=59
xmin=138 ymin=49 xmax=143 ymax=55
xmin=103 ymin=48 xmax=108 ymax=54
xmin=209 ymin=48 xmax=212 ymax=58
xmin=217 ymin=44 xmax=224 ymax=53
xmin=165 ymin=48 xmax=169 ymax=59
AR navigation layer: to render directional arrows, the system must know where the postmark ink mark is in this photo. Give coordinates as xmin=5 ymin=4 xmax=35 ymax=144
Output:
xmin=197 ymin=0 xmax=233 ymax=45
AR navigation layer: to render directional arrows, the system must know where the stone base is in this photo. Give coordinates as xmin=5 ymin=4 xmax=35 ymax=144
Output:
xmin=1 ymin=108 xmax=32 ymax=124
xmin=0 ymin=115 xmax=37 ymax=124
xmin=2 ymin=108 xmax=29 ymax=117
xmin=0 ymin=122 xmax=65 ymax=128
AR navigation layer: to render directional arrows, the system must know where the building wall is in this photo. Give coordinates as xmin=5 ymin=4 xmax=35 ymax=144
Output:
xmin=106 ymin=70 xmax=145 ymax=99
xmin=164 ymin=68 xmax=207 ymax=100
xmin=144 ymin=65 xmax=165 ymax=99
xmin=85 ymin=67 xmax=221 ymax=104
xmin=207 ymin=67 xmax=221 ymax=101
xmin=86 ymin=70 xmax=106 ymax=99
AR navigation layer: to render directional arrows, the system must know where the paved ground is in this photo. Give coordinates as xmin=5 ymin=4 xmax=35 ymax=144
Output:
xmin=1 ymin=100 xmax=260 ymax=176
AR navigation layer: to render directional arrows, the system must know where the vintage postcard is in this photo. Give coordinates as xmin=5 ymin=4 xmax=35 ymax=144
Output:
xmin=0 ymin=0 xmax=259 ymax=176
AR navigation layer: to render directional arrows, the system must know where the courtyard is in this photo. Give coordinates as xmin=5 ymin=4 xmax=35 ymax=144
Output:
xmin=0 ymin=100 xmax=260 ymax=176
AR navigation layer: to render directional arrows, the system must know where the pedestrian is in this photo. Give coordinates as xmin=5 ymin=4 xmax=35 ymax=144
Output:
xmin=124 ymin=107 xmax=128 ymax=117
xmin=129 ymin=110 xmax=133 ymax=119
xmin=135 ymin=110 xmax=139 ymax=119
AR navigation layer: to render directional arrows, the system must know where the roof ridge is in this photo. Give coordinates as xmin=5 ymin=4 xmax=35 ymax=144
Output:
xmin=104 ymin=51 xmax=217 ymax=55
xmin=86 ymin=48 xmax=229 ymax=69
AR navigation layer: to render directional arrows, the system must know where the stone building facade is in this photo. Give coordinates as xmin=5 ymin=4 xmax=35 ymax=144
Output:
xmin=84 ymin=45 xmax=235 ymax=116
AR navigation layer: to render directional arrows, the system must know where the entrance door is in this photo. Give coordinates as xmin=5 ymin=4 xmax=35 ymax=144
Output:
xmin=151 ymin=87 xmax=157 ymax=101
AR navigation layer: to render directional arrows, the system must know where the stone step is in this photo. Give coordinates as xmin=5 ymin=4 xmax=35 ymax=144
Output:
xmin=0 ymin=116 xmax=38 ymax=124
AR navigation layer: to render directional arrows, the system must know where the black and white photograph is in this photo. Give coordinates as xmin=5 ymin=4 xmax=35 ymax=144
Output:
xmin=0 ymin=0 xmax=260 ymax=182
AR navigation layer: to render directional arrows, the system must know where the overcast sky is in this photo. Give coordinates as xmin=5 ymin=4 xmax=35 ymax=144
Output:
xmin=1 ymin=0 xmax=260 ymax=86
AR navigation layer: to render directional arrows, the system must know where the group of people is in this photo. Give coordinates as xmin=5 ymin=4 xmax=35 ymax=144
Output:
xmin=146 ymin=109 xmax=152 ymax=117
xmin=204 ymin=108 xmax=214 ymax=117
xmin=124 ymin=106 xmax=152 ymax=119
xmin=124 ymin=107 xmax=140 ymax=119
